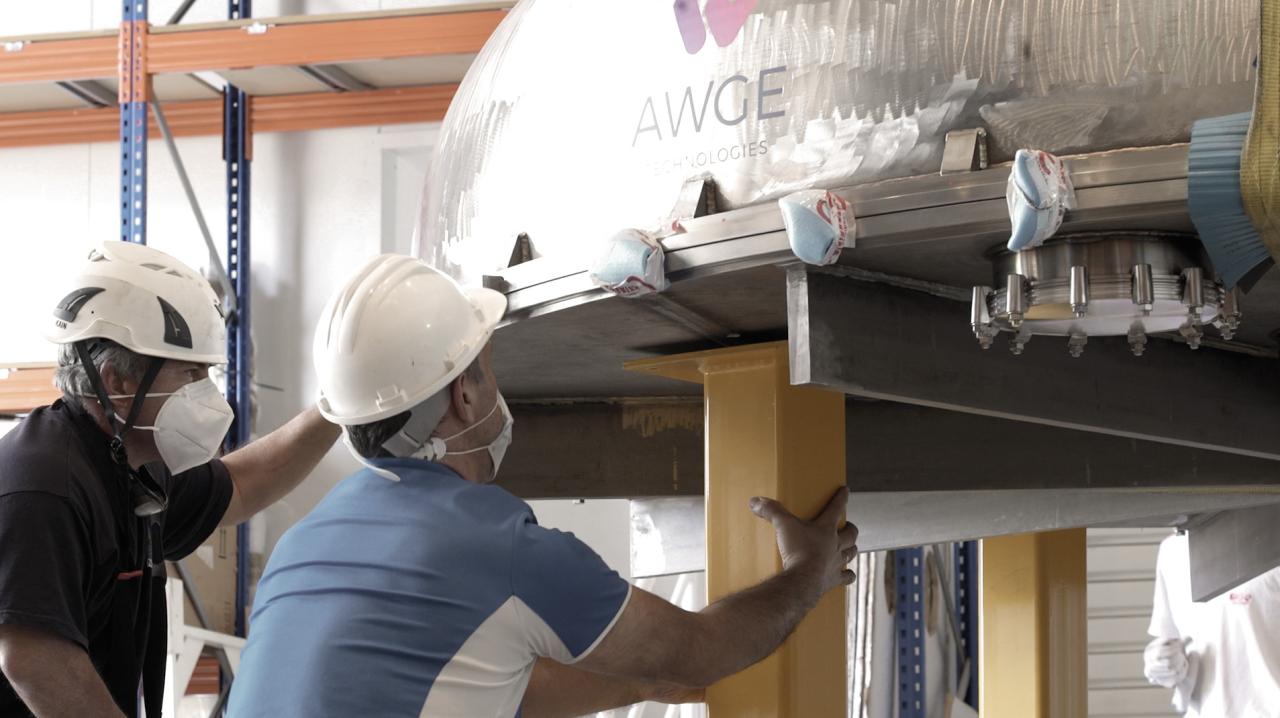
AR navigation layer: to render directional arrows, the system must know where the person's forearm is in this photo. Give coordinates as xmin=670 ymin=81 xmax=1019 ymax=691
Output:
xmin=521 ymin=658 xmax=699 ymax=718
xmin=686 ymin=564 xmax=825 ymax=686
xmin=0 ymin=628 xmax=124 ymax=718
xmin=521 ymin=658 xmax=644 ymax=718
xmin=221 ymin=406 xmax=341 ymax=525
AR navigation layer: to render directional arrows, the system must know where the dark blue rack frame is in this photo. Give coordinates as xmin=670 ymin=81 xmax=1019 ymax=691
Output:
xmin=956 ymin=541 xmax=979 ymax=709
xmin=120 ymin=1 xmax=148 ymax=244
xmin=896 ymin=547 xmax=925 ymax=718
xmin=223 ymin=0 xmax=253 ymax=641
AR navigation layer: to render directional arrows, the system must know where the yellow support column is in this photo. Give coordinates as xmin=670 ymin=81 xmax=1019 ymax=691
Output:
xmin=629 ymin=342 xmax=846 ymax=718
xmin=980 ymin=529 xmax=1087 ymax=718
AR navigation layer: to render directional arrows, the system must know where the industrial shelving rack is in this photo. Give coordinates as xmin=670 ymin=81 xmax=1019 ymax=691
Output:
xmin=0 ymin=0 xmax=509 ymax=643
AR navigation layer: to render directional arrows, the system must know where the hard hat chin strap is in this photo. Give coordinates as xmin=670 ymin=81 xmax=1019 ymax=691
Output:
xmin=73 ymin=341 xmax=171 ymax=516
xmin=379 ymin=389 xmax=452 ymax=459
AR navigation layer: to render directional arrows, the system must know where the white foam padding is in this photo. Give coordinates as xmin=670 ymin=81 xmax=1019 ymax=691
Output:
xmin=779 ymin=189 xmax=853 ymax=266
xmin=1006 ymin=148 xmax=1077 ymax=252
xmin=589 ymin=228 xmax=669 ymax=298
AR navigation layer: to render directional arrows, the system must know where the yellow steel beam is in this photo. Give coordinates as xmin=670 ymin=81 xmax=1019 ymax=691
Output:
xmin=629 ymin=342 xmax=846 ymax=717
xmin=979 ymin=529 xmax=1087 ymax=718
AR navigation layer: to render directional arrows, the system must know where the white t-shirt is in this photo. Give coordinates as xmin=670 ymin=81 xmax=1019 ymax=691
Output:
xmin=1149 ymin=533 xmax=1280 ymax=717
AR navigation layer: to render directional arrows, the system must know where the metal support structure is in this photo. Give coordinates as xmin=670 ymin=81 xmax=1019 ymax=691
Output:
xmin=224 ymin=0 xmax=252 ymax=640
xmin=1188 ymin=502 xmax=1280 ymax=601
xmin=119 ymin=0 xmax=149 ymax=243
xmin=57 ymin=80 xmax=117 ymax=107
xmin=627 ymin=343 xmax=846 ymax=717
xmin=954 ymin=541 xmax=978 ymax=709
xmin=152 ymin=100 xmax=238 ymax=318
xmin=500 ymin=399 xmax=1280 ymax=500
xmin=895 ymin=547 xmax=925 ymax=718
xmin=980 ymin=530 xmax=1087 ymax=718
xmin=504 ymin=400 xmax=703 ymax=498
xmin=628 ymin=491 xmax=1280 ymax=578
xmin=788 ymin=267 xmax=1280 ymax=461
xmin=167 ymin=0 xmax=201 ymax=25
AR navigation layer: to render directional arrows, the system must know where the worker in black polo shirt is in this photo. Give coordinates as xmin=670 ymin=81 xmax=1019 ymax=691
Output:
xmin=0 ymin=241 xmax=341 ymax=718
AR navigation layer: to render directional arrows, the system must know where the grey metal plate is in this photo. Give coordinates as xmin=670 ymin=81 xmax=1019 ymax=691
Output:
xmin=500 ymin=398 xmax=1280 ymax=499
xmin=493 ymin=264 xmax=788 ymax=399
xmin=0 ymin=83 xmax=92 ymax=112
xmin=631 ymin=491 xmax=1280 ymax=578
xmin=1189 ymin=504 xmax=1280 ymax=601
xmin=339 ymin=55 xmax=480 ymax=88
xmin=789 ymin=268 xmax=1280 ymax=461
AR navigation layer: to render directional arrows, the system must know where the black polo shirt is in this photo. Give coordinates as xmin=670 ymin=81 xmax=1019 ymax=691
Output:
xmin=0 ymin=400 xmax=233 ymax=717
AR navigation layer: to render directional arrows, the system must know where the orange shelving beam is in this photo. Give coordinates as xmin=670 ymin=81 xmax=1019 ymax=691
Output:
xmin=0 ymin=367 xmax=59 ymax=415
xmin=0 ymin=10 xmax=503 ymax=86
xmin=0 ymin=33 xmax=118 ymax=85
xmin=0 ymin=9 xmax=497 ymax=148
xmin=0 ymin=84 xmax=458 ymax=149
xmin=147 ymin=11 xmax=505 ymax=75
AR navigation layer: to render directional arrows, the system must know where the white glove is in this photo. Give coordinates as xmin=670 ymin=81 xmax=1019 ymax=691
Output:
xmin=1143 ymin=637 xmax=1189 ymax=688
xmin=1171 ymin=650 xmax=1200 ymax=714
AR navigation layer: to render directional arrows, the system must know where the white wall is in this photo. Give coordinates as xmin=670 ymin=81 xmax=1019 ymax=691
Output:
xmin=1087 ymin=528 xmax=1177 ymax=717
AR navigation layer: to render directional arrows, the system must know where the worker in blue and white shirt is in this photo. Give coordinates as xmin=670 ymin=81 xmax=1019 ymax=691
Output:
xmin=227 ymin=254 xmax=859 ymax=717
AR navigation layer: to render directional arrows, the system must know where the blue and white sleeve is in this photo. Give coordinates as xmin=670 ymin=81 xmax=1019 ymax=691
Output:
xmin=510 ymin=519 xmax=631 ymax=663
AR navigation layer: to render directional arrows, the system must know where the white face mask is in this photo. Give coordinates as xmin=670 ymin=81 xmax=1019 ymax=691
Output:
xmin=433 ymin=392 xmax=513 ymax=483
xmin=348 ymin=391 xmax=514 ymax=484
xmin=102 ymin=378 xmax=234 ymax=475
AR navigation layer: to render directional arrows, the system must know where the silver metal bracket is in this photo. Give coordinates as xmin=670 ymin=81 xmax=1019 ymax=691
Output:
xmin=668 ymin=176 xmax=719 ymax=224
xmin=940 ymin=128 xmax=989 ymax=175
xmin=508 ymin=232 xmax=534 ymax=268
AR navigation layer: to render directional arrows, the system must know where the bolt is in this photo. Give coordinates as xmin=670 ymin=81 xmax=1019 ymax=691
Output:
xmin=1067 ymin=331 xmax=1087 ymax=358
xmin=1218 ymin=286 xmax=1242 ymax=341
xmin=1180 ymin=312 xmax=1204 ymax=350
xmin=1009 ymin=328 xmax=1031 ymax=356
xmin=1127 ymin=323 xmax=1147 ymax=357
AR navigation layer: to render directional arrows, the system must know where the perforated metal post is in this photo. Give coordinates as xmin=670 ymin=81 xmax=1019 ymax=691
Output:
xmin=896 ymin=547 xmax=925 ymax=718
xmin=955 ymin=541 xmax=979 ymax=708
xmin=119 ymin=0 xmax=148 ymax=243
xmin=224 ymin=0 xmax=253 ymax=639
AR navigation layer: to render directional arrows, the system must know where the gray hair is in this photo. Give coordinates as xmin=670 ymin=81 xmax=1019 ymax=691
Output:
xmin=345 ymin=358 xmax=487 ymax=459
xmin=54 ymin=340 xmax=150 ymax=410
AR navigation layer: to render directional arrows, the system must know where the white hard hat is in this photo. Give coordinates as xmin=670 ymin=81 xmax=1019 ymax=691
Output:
xmin=45 ymin=241 xmax=227 ymax=364
xmin=314 ymin=254 xmax=507 ymax=425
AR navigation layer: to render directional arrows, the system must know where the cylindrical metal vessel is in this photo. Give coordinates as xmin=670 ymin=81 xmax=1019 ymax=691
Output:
xmin=417 ymin=0 xmax=1258 ymax=284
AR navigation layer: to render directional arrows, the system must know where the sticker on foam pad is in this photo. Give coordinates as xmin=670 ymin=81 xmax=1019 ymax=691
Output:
xmin=589 ymin=228 xmax=669 ymax=298
xmin=779 ymin=190 xmax=853 ymax=266
xmin=1006 ymin=149 xmax=1077 ymax=252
